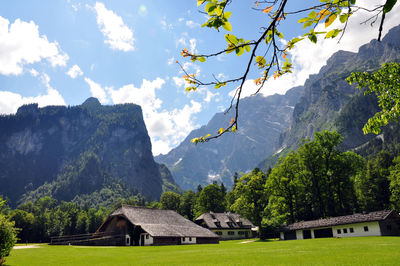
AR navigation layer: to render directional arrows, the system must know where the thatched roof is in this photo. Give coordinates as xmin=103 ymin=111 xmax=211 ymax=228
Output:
xmin=281 ymin=210 xmax=396 ymax=231
xmin=109 ymin=205 xmax=218 ymax=238
xmin=195 ymin=212 xmax=255 ymax=229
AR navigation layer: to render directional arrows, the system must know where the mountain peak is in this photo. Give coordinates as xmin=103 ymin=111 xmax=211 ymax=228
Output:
xmin=82 ymin=97 xmax=101 ymax=108
xmin=382 ymin=24 xmax=400 ymax=47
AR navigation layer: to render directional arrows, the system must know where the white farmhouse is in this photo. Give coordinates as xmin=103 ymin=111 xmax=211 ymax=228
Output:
xmin=279 ymin=210 xmax=400 ymax=240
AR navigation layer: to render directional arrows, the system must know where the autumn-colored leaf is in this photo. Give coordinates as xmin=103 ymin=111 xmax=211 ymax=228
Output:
xmin=229 ymin=118 xmax=235 ymax=125
xmin=325 ymin=14 xmax=337 ymax=28
xmin=318 ymin=9 xmax=330 ymax=20
xmin=262 ymin=6 xmax=273 ymax=14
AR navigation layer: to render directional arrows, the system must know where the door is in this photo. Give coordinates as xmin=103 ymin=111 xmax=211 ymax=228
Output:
xmin=303 ymin=230 xmax=312 ymax=239
xmin=140 ymin=234 xmax=145 ymax=246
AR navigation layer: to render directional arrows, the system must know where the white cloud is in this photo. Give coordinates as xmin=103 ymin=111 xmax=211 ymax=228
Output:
xmin=0 ymin=16 xmax=68 ymax=76
xmin=0 ymin=73 xmax=66 ymax=114
xmin=177 ymin=37 xmax=186 ymax=47
xmin=29 ymin=68 xmax=39 ymax=77
xmin=229 ymin=79 xmax=261 ymax=98
xmin=189 ymin=38 xmax=197 ymax=53
xmin=92 ymin=2 xmax=135 ymax=52
xmin=256 ymin=0 xmax=400 ymax=96
xmin=66 ymin=64 xmax=83 ymax=79
xmin=186 ymin=20 xmax=200 ymax=28
xmin=173 ymin=76 xmax=185 ymax=88
xmin=107 ymin=78 xmax=202 ymax=155
xmin=84 ymin=77 xmax=110 ymax=104
xmin=167 ymin=57 xmax=175 ymax=65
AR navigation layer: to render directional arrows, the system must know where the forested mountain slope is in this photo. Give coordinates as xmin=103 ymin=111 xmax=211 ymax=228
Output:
xmin=0 ymin=98 xmax=179 ymax=206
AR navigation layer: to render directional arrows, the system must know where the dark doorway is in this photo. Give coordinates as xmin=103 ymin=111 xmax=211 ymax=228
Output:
xmin=303 ymin=230 xmax=312 ymax=239
xmin=140 ymin=235 xmax=145 ymax=246
xmin=314 ymin=228 xmax=333 ymax=238
xmin=284 ymin=231 xmax=297 ymax=240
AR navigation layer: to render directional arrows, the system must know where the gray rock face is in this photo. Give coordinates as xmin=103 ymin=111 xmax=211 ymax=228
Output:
xmin=0 ymin=99 xmax=163 ymax=205
xmin=155 ymin=86 xmax=303 ymax=190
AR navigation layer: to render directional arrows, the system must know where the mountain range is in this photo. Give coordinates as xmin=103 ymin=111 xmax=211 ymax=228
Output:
xmin=158 ymin=24 xmax=400 ymax=190
xmin=1 ymin=25 xmax=400 ymax=204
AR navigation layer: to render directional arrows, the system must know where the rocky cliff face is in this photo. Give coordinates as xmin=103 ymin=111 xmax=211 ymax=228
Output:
xmin=155 ymin=86 xmax=303 ymax=190
xmin=259 ymin=24 xmax=400 ymax=170
xmin=0 ymin=98 xmax=166 ymax=206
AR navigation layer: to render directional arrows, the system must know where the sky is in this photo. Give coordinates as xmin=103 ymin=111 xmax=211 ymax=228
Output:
xmin=0 ymin=0 xmax=399 ymax=156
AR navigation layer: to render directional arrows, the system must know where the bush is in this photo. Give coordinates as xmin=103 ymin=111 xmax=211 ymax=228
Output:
xmin=0 ymin=215 xmax=18 ymax=265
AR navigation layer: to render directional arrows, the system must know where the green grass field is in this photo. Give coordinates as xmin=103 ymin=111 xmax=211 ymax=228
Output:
xmin=6 ymin=237 xmax=400 ymax=265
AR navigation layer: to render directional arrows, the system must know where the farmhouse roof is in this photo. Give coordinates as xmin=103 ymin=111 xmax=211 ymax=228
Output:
xmin=281 ymin=210 xmax=396 ymax=231
xmin=195 ymin=212 xmax=255 ymax=229
xmin=109 ymin=205 xmax=218 ymax=238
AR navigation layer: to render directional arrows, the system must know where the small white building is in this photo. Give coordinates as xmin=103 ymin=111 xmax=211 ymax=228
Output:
xmin=195 ymin=212 xmax=258 ymax=240
xmin=279 ymin=210 xmax=400 ymax=240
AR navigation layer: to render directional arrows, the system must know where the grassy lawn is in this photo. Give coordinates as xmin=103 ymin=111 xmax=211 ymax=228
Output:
xmin=6 ymin=237 xmax=400 ymax=265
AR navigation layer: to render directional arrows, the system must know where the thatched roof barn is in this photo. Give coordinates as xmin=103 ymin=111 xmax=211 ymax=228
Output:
xmin=95 ymin=205 xmax=219 ymax=246
xmin=195 ymin=212 xmax=257 ymax=240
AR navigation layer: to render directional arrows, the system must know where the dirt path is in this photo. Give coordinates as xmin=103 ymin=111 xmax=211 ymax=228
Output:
xmin=13 ymin=244 xmax=42 ymax=249
xmin=239 ymin=239 xmax=257 ymax=244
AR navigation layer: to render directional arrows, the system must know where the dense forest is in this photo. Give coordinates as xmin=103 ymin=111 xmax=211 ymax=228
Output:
xmin=1 ymin=130 xmax=399 ymax=243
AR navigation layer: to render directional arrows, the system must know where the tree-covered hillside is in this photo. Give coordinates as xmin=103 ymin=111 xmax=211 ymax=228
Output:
xmin=0 ymin=98 xmax=180 ymax=207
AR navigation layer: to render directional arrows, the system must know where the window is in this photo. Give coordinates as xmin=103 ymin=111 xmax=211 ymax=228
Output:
xmin=214 ymin=222 xmax=221 ymax=228
xmin=238 ymin=231 xmax=245 ymax=235
xmin=189 ymin=237 xmax=192 ymax=241
xmin=343 ymin=228 xmax=348 ymax=233
xmin=337 ymin=229 xmax=341 ymax=234
xmin=182 ymin=237 xmax=185 ymax=242
xmin=228 ymin=231 xmax=235 ymax=235
xmin=349 ymin=228 xmax=354 ymax=233
xmin=146 ymin=234 xmax=149 ymax=239
xmin=237 ymin=222 xmax=243 ymax=227
xmin=227 ymin=222 xmax=233 ymax=228
xmin=364 ymin=226 xmax=369 ymax=232
xmin=215 ymin=231 xmax=222 ymax=235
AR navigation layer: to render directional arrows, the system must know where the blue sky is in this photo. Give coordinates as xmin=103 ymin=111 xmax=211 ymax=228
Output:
xmin=0 ymin=0 xmax=399 ymax=155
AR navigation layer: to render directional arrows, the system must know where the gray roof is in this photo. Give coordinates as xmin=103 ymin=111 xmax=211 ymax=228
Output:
xmin=195 ymin=212 xmax=255 ymax=229
xmin=110 ymin=205 xmax=218 ymax=238
xmin=281 ymin=210 xmax=396 ymax=231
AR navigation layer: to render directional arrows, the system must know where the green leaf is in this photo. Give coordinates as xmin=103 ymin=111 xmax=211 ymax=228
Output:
xmin=198 ymin=56 xmax=206 ymax=62
xmin=232 ymin=125 xmax=237 ymax=132
xmin=223 ymin=11 xmax=232 ymax=19
xmin=308 ymin=11 xmax=317 ymax=19
xmin=303 ymin=21 xmax=313 ymax=29
xmin=383 ymin=0 xmax=397 ymax=13
xmin=325 ymin=29 xmax=341 ymax=39
xmin=244 ymin=45 xmax=251 ymax=53
xmin=197 ymin=0 xmax=205 ymax=6
xmin=255 ymin=56 xmax=266 ymax=68
xmin=309 ymin=34 xmax=317 ymax=43
xmin=205 ymin=3 xmax=216 ymax=15
xmin=236 ymin=46 xmax=244 ymax=56
xmin=298 ymin=17 xmax=310 ymax=23
xmin=222 ymin=21 xmax=232 ymax=31
xmin=339 ymin=14 xmax=348 ymax=23
xmin=225 ymin=34 xmax=238 ymax=45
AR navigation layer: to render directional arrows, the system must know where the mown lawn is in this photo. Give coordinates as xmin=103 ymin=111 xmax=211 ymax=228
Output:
xmin=6 ymin=237 xmax=400 ymax=265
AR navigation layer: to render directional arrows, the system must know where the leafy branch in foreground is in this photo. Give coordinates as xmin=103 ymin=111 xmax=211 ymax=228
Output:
xmin=178 ymin=0 xmax=396 ymax=144
xmin=346 ymin=62 xmax=400 ymax=135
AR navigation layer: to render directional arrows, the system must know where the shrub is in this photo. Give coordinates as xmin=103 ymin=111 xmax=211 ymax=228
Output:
xmin=0 ymin=214 xmax=18 ymax=265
